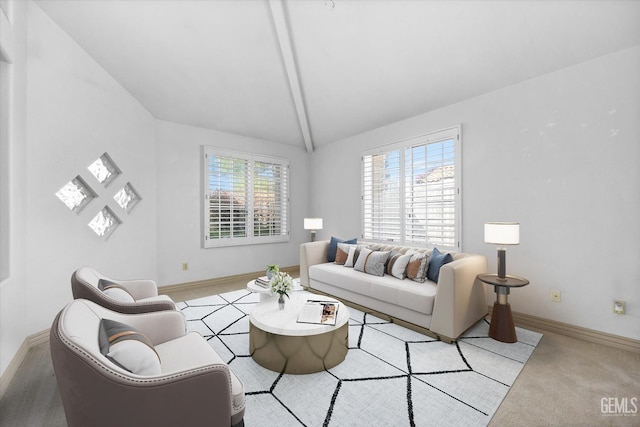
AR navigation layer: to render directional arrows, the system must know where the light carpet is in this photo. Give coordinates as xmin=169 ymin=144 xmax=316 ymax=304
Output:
xmin=177 ymin=289 xmax=542 ymax=427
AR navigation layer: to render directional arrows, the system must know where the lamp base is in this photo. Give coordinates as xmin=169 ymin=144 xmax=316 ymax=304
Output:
xmin=310 ymin=230 xmax=316 ymax=242
xmin=497 ymin=247 xmax=507 ymax=278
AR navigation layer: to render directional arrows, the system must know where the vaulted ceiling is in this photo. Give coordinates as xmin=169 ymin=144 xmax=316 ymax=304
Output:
xmin=35 ymin=0 xmax=640 ymax=152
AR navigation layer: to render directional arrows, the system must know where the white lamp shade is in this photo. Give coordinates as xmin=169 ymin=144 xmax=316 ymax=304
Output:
xmin=484 ymin=222 xmax=520 ymax=245
xmin=304 ymin=218 xmax=323 ymax=230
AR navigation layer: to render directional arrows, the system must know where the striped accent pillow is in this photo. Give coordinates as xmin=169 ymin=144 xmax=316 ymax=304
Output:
xmin=386 ymin=253 xmax=413 ymax=280
xmin=98 ymin=279 xmax=135 ymax=303
xmin=99 ymin=319 xmax=161 ymax=375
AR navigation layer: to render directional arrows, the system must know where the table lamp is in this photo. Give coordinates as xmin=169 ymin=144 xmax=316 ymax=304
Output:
xmin=484 ymin=222 xmax=519 ymax=281
xmin=304 ymin=218 xmax=323 ymax=242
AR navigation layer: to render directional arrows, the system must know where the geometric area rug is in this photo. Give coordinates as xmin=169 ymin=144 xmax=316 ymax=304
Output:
xmin=178 ymin=289 xmax=542 ymax=427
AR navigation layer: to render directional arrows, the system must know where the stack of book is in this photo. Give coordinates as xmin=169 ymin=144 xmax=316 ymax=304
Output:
xmin=255 ymin=276 xmax=271 ymax=288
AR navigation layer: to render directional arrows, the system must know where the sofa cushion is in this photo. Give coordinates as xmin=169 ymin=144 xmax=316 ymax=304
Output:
xmin=328 ymin=236 xmax=357 ymax=262
xmin=98 ymin=319 xmax=161 ymax=375
xmin=309 ymin=263 xmax=437 ymax=315
xmin=427 ymin=247 xmax=453 ymax=283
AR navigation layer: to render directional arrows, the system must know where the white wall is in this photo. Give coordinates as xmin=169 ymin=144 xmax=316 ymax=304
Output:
xmin=23 ymin=3 xmax=158 ymax=336
xmin=0 ymin=0 xmax=28 ymax=379
xmin=310 ymin=46 xmax=640 ymax=340
xmin=155 ymin=120 xmax=310 ymax=285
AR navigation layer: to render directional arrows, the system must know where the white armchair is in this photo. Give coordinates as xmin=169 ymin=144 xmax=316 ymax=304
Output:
xmin=50 ymin=298 xmax=246 ymax=427
xmin=71 ymin=266 xmax=176 ymax=313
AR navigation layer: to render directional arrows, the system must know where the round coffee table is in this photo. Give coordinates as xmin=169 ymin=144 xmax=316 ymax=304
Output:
xmin=249 ymin=291 xmax=349 ymax=374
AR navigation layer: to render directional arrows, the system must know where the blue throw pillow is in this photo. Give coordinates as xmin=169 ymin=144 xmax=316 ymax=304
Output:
xmin=328 ymin=236 xmax=357 ymax=262
xmin=427 ymin=247 xmax=453 ymax=283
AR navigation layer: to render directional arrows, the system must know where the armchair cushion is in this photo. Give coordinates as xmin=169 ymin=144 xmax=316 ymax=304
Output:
xmin=99 ymin=319 xmax=161 ymax=375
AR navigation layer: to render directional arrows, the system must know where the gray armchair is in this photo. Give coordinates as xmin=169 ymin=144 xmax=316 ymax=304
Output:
xmin=71 ymin=266 xmax=176 ymax=313
xmin=50 ymin=299 xmax=246 ymax=427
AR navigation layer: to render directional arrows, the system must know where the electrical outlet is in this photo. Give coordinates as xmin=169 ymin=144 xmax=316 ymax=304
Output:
xmin=182 ymin=262 xmax=189 ymax=271
xmin=613 ymin=300 xmax=626 ymax=315
xmin=550 ymin=290 xmax=561 ymax=303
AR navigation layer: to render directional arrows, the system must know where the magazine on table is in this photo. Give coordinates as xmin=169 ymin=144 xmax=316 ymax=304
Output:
xmin=255 ymin=276 xmax=271 ymax=288
xmin=297 ymin=300 xmax=338 ymax=326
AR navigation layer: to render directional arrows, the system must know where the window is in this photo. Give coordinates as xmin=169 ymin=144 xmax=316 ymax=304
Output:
xmin=88 ymin=152 xmax=121 ymax=187
xmin=203 ymin=147 xmax=289 ymax=247
xmin=362 ymin=126 xmax=461 ymax=251
xmin=88 ymin=206 xmax=121 ymax=240
xmin=55 ymin=175 xmax=97 ymax=214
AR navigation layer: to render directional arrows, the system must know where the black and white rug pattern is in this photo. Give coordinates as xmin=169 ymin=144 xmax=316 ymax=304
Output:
xmin=177 ymin=289 xmax=542 ymax=427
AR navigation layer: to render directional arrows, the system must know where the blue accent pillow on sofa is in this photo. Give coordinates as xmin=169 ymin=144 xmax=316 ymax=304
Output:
xmin=328 ymin=236 xmax=357 ymax=262
xmin=427 ymin=247 xmax=453 ymax=283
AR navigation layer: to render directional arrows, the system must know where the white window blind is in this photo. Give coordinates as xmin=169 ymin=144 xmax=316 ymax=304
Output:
xmin=362 ymin=150 xmax=401 ymax=242
xmin=362 ymin=126 xmax=461 ymax=251
xmin=204 ymin=148 xmax=289 ymax=247
xmin=253 ymin=159 xmax=288 ymax=238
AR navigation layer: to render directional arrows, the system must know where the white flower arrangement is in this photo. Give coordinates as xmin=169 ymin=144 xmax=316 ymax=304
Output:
xmin=270 ymin=271 xmax=293 ymax=298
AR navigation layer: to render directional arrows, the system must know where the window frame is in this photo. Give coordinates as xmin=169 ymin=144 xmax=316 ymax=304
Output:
xmin=361 ymin=125 xmax=462 ymax=252
xmin=202 ymin=146 xmax=290 ymax=248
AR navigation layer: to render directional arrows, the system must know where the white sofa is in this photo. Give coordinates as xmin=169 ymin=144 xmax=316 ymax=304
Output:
xmin=300 ymin=240 xmax=488 ymax=342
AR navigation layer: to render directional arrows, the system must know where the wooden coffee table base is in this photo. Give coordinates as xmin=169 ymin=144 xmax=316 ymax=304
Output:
xmin=249 ymin=322 xmax=348 ymax=374
xmin=489 ymin=302 xmax=517 ymax=343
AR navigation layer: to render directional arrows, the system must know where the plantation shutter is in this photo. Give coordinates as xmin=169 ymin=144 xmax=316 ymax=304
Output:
xmin=204 ymin=148 xmax=289 ymax=248
xmin=253 ymin=158 xmax=288 ymax=238
xmin=405 ymin=136 xmax=457 ymax=248
xmin=361 ymin=125 xmax=460 ymax=251
xmin=362 ymin=150 xmax=401 ymax=242
xmin=206 ymin=152 xmax=249 ymax=243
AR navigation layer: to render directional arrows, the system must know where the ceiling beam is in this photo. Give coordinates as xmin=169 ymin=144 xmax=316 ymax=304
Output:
xmin=269 ymin=0 xmax=314 ymax=153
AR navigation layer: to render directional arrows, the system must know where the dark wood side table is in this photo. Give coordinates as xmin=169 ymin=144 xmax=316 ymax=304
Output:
xmin=477 ymin=273 xmax=529 ymax=343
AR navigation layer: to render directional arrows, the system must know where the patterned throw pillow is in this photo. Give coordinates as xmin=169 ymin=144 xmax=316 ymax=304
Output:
xmin=386 ymin=253 xmax=413 ymax=280
xmin=406 ymin=253 xmax=429 ymax=283
xmin=335 ymin=242 xmax=352 ymax=265
xmin=327 ymin=236 xmax=357 ymax=262
xmin=99 ymin=319 xmax=161 ymax=375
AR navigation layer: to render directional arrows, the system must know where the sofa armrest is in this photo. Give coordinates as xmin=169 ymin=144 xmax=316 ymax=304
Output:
xmin=429 ymin=254 xmax=488 ymax=341
xmin=299 ymin=240 xmax=329 ymax=286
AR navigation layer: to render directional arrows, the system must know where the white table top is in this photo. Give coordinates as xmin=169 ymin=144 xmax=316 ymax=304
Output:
xmin=249 ymin=291 xmax=349 ymax=337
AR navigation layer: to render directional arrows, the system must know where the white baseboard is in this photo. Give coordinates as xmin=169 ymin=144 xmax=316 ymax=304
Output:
xmin=487 ymin=305 xmax=640 ymax=354
xmin=0 ymin=329 xmax=50 ymax=400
